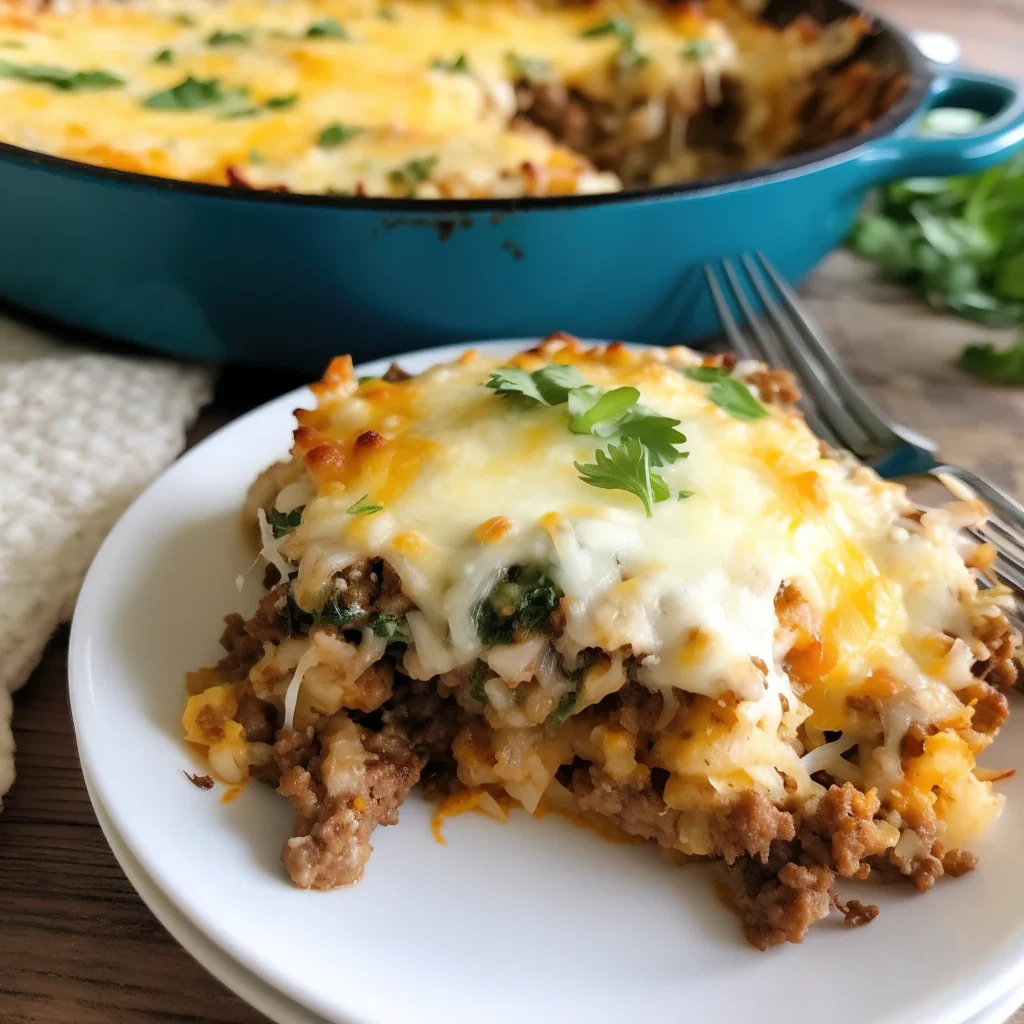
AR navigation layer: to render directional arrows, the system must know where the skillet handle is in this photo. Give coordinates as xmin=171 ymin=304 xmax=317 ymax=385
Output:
xmin=856 ymin=66 xmax=1024 ymax=183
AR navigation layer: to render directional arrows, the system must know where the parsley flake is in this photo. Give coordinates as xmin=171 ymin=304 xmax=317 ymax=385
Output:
xmin=506 ymin=51 xmax=552 ymax=84
xmin=266 ymin=93 xmax=298 ymax=109
xmin=431 ymin=53 xmax=469 ymax=73
xmin=683 ymin=366 xmax=767 ymax=421
xmin=0 ymin=60 xmax=124 ymax=91
xmin=207 ymin=29 xmax=250 ymax=46
xmin=388 ymin=154 xmax=438 ymax=194
xmin=346 ymin=494 xmax=383 ymax=516
xmin=574 ymin=436 xmax=670 ymax=518
xmin=546 ymin=689 xmax=578 ymax=728
xmin=317 ymin=122 xmax=364 ymax=148
xmin=369 ymin=612 xmax=409 ymax=642
xmin=485 ymin=364 xmax=587 ymax=405
xmin=681 ymin=39 xmax=715 ymax=60
xmin=265 ymin=505 xmax=304 ymax=538
xmin=579 ymin=17 xmax=635 ymax=45
xmin=677 ymin=489 xmax=695 ymax=500
xmin=153 ymin=48 xmax=174 ymax=65
xmin=143 ymin=75 xmax=226 ymax=111
xmin=305 ymin=18 xmax=348 ymax=39
xmin=469 ymin=660 xmax=489 ymax=703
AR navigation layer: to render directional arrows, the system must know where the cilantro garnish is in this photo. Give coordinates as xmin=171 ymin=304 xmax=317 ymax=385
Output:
xmin=683 ymin=366 xmax=767 ymax=421
xmin=153 ymin=48 xmax=174 ymax=65
xmin=388 ymin=155 xmax=438 ymax=194
xmin=431 ymin=53 xmax=469 ymax=73
xmin=265 ymin=505 xmax=304 ymax=538
xmin=681 ymin=39 xmax=715 ymax=60
xmin=579 ymin=16 xmax=647 ymax=74
xmin=958 ymin=335 xmax=1024 ymax=384
xmin=579 ymin=17 xmax=635 ymax=45
xmin=485 ymin=364 xmax=587 ymax=405
xmin=143 ymin=76 xmax=228 ymax=110
xmin=317 ymin=122 xmax=365 ymax=147
xmin=0 ymin=59 xmax=124 ymax=91
xmin=567 ymin=385 xmax=640 ymax=434
xmin=266 ymin=93 xmax=297 ymax=109
xmin=305 ymin=18 xmax=348 ymax=39
xmin=207 ymin=29 xmax=250 ymax=46
xmin=346 ymin=494 xmax=383 ymax=516
xmin=677 ymin=489 xmax=695 ymax=500
xmin=506 ymin=51 xmax=551 ymax=84
xmin=574 ymin=436 xmax=671 ymax=518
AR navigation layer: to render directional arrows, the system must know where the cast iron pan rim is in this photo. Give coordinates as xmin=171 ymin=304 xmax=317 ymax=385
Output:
xmin=0 ymin=0 xmax=932 ymax=214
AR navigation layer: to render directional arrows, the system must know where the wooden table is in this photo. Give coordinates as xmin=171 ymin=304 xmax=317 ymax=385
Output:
xmin=4 ymin=2 xmax=1024 ymax=1022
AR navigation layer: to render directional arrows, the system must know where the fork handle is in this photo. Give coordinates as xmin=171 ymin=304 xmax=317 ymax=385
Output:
xmin=931 ymin=464 xmax=1024 ymax=528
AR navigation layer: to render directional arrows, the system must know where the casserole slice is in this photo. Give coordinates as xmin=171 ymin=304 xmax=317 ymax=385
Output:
xmin=184 ymin=336 xmax=1019 ymax=947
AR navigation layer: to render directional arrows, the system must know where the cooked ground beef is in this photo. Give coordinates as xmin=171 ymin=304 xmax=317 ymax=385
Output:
xmin=245 ymin=585 xmax=289 ymax=644
xmin=216 ymin=613 xmax=265 ymax=681
xmin=745 ymin=367 xmax=802 ymax=407
xmin=941 ymin=847 xmax=980 ymax=878
xmin=710 ymin=790 xmax=796 ymax=866
xmin=571 ymin=765 xmax=681 ymax=848
xmin=236 ymin=692 xmax=276 ymax=743
xmin=800 ymin=783 xmax=896 ymax=880
xmin=959 ymin=679 xmax=1009 ymax=735
xmin=377 ymin=560 xmax=413 ymax=615
xmin=972 ymin=611 xmax=1021 ymax=690
xmin=719 ymin=846 xmax=834 ymax=950
xmin=382 ymin=362 xmax=411 ymax=383
xmin=278 ymin=717 xmax=425 ymax=890
xmin=832 ymin=895 xmax=880 ymax=928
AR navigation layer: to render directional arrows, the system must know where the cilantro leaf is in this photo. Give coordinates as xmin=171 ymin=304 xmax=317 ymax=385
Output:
xmin=579 ymin=17 xmax=635 ymax=45
xmin=0 ymin=59 xmax=124 ymax=91
xmin=574 ymin=437 xmax=670 ymax=518
xmin=612 ymin=406 xmax=688 ymax=466
xmin=346 ymin=494 xmax=383 ymax=516
xmin=486 ymin=367 xmax=545 ymax=404
xmin=317 ymin=122 xmax=364 ymax=147
xmin=546 ymin=689 xmax=578 ymax=728
xmin=958 ymin=336 xmax=1024 ymax=384
xmin=305 ymin=18 xmax=348 ymax=39
xmin=677 ymin=489 xmax=695 ymax=500
xmin=485 ymin=363 xmax=586 ymax=406
xmin=153 ymin=48 xmax=174 ymax=65
xmin=431 ymin=53 xmax=469 ymax=73
xmin=388 ymin=155 xmax=438 ymax=194
xmin=266 ymin=93 xmax=297 ymax=109
xmin=143 ymin=75 xmax=226 ymax=110
xmin=567 ymin=385 xmax=640 ymax=434
xmin=506 ymin=51 xmax=552 ymax=84
xmin=265 ymin=505 xmax=304 ymax=538
xmin=207 ymin=29 xmax=250 ymax=46
xmin=681 ymin=39 xmax=715 ymax=60
xmin=683 ymin=366 xmax=767 ymax=421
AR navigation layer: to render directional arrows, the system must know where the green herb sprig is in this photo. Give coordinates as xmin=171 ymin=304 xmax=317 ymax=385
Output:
xmin=265 ymin=505 xmax=304 ymax=538
xmin=0 ymin=59 xmax=124 ymax=91
xmin=683 ymin=366 xmax=767 ymax=421
xmin=346 ymin=494 xmax=383 ymax=516
xmin=305 ymin=18 xmax=348 ymax=39
xmin=317 ymin=122 xmax=365 ymax=147
xmin=431 ymin=53 xmax=469 ymax=73
xmin=574 ymin=436 xmax=670 ymax=518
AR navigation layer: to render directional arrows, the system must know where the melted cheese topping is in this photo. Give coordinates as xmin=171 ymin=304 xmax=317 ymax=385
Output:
xmin=0 ymin=0 xmax=866 ymax=196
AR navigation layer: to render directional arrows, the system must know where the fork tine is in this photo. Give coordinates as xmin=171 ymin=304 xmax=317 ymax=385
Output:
xmin=966 ymin=527 xmax=1024 ymax=592
xmin=713 ymin=259 xmax=845 ymax=451
xmin=704 ymin=264 xmax=755 ymax=360
xmin=739 ymin=256 xmax=875 ymax=458
xmin=936 ymin=465 xmax=1024 ymax=536
xmin=754 ymin=253 xmax=903 ymax=451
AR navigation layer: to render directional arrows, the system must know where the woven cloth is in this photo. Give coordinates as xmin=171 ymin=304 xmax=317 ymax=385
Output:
xmin=0 ymin=311 xmax=213 ymax=805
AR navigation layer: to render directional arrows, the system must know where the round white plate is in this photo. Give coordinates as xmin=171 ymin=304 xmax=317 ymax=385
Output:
xmin=83 ymin=767 xmax=326 ymax=1024
xmin=71 ymin=340 xmax=1024 ymax=1024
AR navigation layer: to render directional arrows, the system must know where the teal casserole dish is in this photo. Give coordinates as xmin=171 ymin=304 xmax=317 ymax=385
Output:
xmin=1 ymin=0 xmax=1023 ymax=371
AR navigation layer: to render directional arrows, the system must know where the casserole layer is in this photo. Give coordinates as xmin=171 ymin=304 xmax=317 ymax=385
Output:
xmin=0 ymin=0 xmax=901 ymax=197
xmin=184 ymin=336 xmax=1020 ymax=947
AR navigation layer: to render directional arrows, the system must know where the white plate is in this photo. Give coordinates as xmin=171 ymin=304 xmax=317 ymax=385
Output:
xmin=71 ymin=340 xmax=1024 ymax=1024
xmin=83 ymin=767 xmax=327 ymax=1024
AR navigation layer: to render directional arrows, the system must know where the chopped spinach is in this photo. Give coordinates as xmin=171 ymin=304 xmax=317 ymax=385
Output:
xmin=369 ymin=612 xmax=409 ymax=642
xmin=388 ymin=154 xmax=438 ymax=195
xmin=143 ymin=75 xmax=228 ymax=111
xmin=474 ymin=565 xmax=562 ymax=646
xmin=305 ymin=18 xmax=348 ymax=39
xmin=207 ymin=29 xmax=250 ymax=46
xmin=265 ymin=505 xmax=304 ymax=538
xmin=0 ymin=59 xmax=124 ymax=91
xmin=469 ymin=660 xmax=489 ymax=703
xmin=317 ymin=122 xmax=365 ymax=148
xmin=153 ymin=48 xmax=174 ymax=65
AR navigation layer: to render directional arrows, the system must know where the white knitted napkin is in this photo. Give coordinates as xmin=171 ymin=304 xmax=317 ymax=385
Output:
xmin=0 ymin=311 xmax=213 ymax=805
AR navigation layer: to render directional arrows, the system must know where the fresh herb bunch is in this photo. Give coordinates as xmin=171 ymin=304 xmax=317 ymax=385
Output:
xmin=849 ymin=107 xmax=1024 ymax=383
xmin=474 ymin=565 xmax=562 ymax=646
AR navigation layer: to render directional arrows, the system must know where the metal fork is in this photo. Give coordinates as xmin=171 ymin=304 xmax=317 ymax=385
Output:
xmin=704 ymin=252 xmax=1024 ymax=607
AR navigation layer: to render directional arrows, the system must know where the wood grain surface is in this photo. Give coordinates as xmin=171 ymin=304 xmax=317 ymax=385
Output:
xmin=3 ymin=2 xmax=1024 ymax=1022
